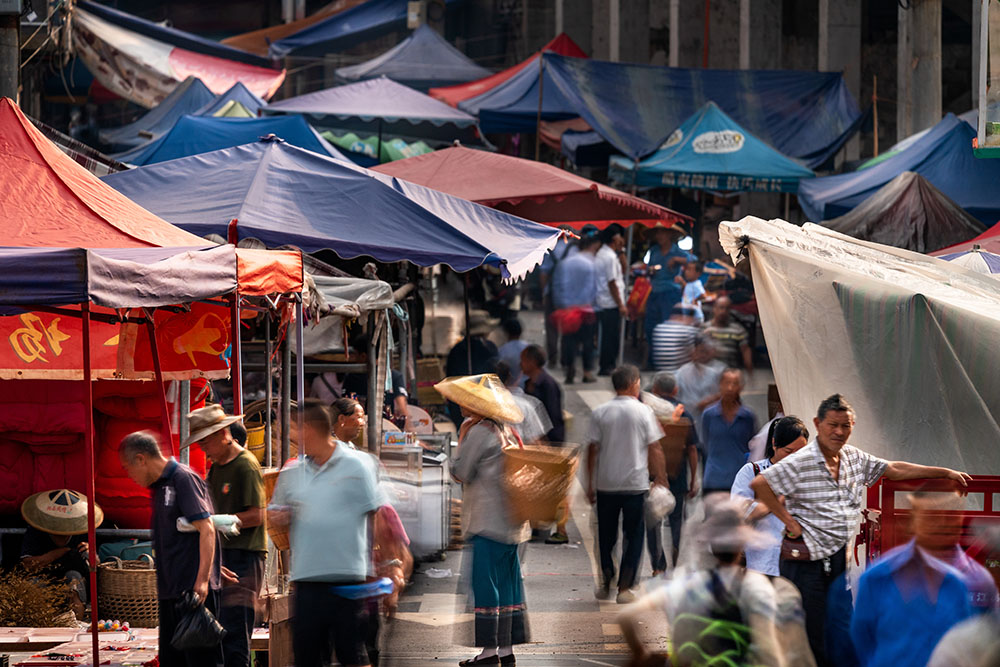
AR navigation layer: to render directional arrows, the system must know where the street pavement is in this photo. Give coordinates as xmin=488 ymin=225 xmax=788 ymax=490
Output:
xmin=381 ymin=304 xmax=774 ymax=666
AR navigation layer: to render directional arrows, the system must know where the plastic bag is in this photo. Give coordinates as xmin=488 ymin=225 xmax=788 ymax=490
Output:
xmin=170 ymin=591 xmax=226 ymax=651
xmin=645 ymin=484 xmax=676 ymax=523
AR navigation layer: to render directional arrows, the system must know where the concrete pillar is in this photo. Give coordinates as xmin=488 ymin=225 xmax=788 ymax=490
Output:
xmin=739 ymin=0 xmax=782 ymax=69
xmin=669 ymin=0 xmax=680 ymax=66
xmin=708 ymin=0 xmax=741 ymax=69
xmin=897 ymin=0 xmax=942 ymax=139
xmin=593 ymin=0 xmax=649 ymax=63
xmin=0 ymin=14 xmax=16 ymax=102
xmin=819 ymin=0 xmax=861 ymax=159
xmin=972 ymin=0 xmax=982 ymax=109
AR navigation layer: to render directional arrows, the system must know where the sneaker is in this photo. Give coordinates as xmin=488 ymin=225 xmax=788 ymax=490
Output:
xmin=594 ymin=582 xmax=612 ymax=600
xmin=616 ymin=589 xmax=637 ymax=604
xmin=544 ymin=532 xmax=568 ymax=545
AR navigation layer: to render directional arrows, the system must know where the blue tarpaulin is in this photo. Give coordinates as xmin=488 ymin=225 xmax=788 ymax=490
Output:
xmin=111 ymin=114 xmax=344 ymax=165
xmin=264 ymin=76 xmax=484 ymax=147
xmin=609 ymin=103 xmax=814 ymax=193
xmin=195 ymin=81 xmax=265 ymax=117
xmin=270 ymin=0 xmax=462 ymax=58
xmin=334 ymin=25 xmax=490 ymax=91
xmin=102 ymin=139 xmax=561 ymax=279
xmin=98 ymin=76 xmax=215 ymax=150
xmin=475 ymin=53 xmax=861 ymax=167
xmin=798 ymin=114 xmax=1000 ymax=224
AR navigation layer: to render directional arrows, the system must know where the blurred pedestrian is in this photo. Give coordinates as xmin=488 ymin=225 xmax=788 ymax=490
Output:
xmin=701 ymin=369 xmax=757 ymax=495
xmin=650 ymin=305 xmax=700 ymax=372
xmin=641 ymin=226 xmax=693 ymax=366
xmin=551 ymin=232 xmax=601 ymax=384
xmin=702 ymin=296 xmax=752 ymax=373
xmin=680 ymin=260 xmax=707 ymax=324
xmin=497 ymin=319 xmax=529 ymax=388
xmin=446 ymin=311 xmax=500 ymax=425
xmin=851 ymin=487 xmax=975 ymax=667
xmin=538 ymin=228 xmax=578 ymax=367
xmin=586 ymin=365 xmax=667 ymax=603
xmin=441 ymin=374 xmax=531 ymax=666
xmin=521 ymin=344 xmax=564 ymax=443
xmin=750 ymin=393 xmax=971 ymax=666
xmin=269 ymin=400 xmax=384 ymax=667
xmin=187 ymin=405 xmax=266 ymax=667
xmin=119 ymin=431 xmax=223 ymax=667
xmin=729 ymin=416 xmax=809 ymax=576
xmin=595 ymin=224 xmax=628 ymax=375
xmin=674 ymin=335 xmax=724 ymax=427
xmin=642 ymin=371 xmax=699 ymax=573
xmin=495 ymin=360 xmax=551 ymax=445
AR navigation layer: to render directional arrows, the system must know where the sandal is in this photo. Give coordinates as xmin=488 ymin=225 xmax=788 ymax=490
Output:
xmin=500 ymin=655 xmax=516 ymax=666
xmin=458 ymin=656 xmax=499 ymax=666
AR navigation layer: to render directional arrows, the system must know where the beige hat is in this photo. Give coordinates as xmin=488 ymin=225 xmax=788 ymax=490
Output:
xmin=21 ymin=489 xmax=103 ymax=536
xmin=434 ymin=374 xmax=523 ymax=424
xmin=466 ymin=310 xmax=499 ymax=337
xmin=182 ymin=404 xmax=243 ymax=449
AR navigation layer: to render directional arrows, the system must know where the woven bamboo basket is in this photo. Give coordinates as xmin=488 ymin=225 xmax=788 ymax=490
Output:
xmin=263 ymin=468 xmax=290 ymax=551
xmin=244 ymin=399 xmax=298 ymax=464
xmin=503 ymin=444 xmax=579 ymax=524
xmin=659 ymin=419 xmax=691 ymax=478
xmin=97 ymin=554 xmax=158 ymax=628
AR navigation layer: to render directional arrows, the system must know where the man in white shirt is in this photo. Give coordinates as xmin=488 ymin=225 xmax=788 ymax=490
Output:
xmin=594 ymin=224 xmax=628 ymax=376
xmin=586 ymin=365 xmax=667 ymax=603
xmin=675 ymin=336 xmax=725 ymax=427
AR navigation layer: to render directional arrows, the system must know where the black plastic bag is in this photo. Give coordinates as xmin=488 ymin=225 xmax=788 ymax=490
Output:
xmin=170 ymin=590 xmax=226 ymax=651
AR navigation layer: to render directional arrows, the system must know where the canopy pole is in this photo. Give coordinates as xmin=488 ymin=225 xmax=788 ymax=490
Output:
xmin=82 ymin=303 xmax=99 ymax=666
xmin=146 ymin=315 xmax=175 ymax=457
xmin=281 ymin=336 xmax=291 ymax=465
xmin=367 ymin=311 xmax=379 ymax=454
xmin=463 ymin=273 xmax=472 ymax=374
xmin=872 ymin=75 xmax=879 ymax=157
xmin=618 ymin=224 xmax=635 ymax=367
xmin=265 ymin=314 xmax=273 ymax=469
xmin=535 ymin=54 xmax=545 ymax=161
xmin=179 ymin=380 xmax=191 ymax=466
xmin=783 ymin=193 xmax=790 ymax=221
xmin=377 ymin=118 xmax=383 ymax=165
xmin=228 ymin=218 xmax=243 ymax=414
xmin=295 ymin=298 xmax=306 ymax=462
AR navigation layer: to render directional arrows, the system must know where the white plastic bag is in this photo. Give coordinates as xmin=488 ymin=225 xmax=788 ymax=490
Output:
xmin=645 ymin=485 xmax=676 ymax=523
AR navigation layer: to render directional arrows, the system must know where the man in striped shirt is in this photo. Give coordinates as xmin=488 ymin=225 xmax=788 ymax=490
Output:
xmin=650 ymin=305 xmax=700 ymax=372
xmin=750 ymin=394 xmax=970 ymax=666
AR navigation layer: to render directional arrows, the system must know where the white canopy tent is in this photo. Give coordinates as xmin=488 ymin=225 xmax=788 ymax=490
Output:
xmin=719 ymin=217 xmax=1000 ymax=473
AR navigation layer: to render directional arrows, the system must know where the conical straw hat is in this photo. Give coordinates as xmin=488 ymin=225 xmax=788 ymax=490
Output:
xmin=21 ymin=489 xmax=104 ymax=536
xmin=434 ymin=374 xmax=524 ymax=424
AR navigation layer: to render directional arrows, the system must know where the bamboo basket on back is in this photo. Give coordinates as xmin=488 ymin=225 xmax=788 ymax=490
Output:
xmin=503 ymin=444 xmax=580 ymax=524
xmin=659 ymin=419 xmax=692 ymax=478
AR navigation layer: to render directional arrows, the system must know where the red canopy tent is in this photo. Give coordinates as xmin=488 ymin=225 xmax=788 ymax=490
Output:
xmin=931 ymin=220 xmax=1000 ymax=255
xmin=0 ymin=97 xmax=302 ymax=656
xmin=429 ymin=33 xmax=586 ymax=108
xmin=372 ymin=145 xmax=691 ymax=230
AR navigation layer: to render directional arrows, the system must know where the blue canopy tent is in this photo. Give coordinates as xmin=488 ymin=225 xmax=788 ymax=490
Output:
xmin=263 ymin=76 xmax=487 ymax=151
xmin=269 ymin=0 xmax=463 ymax=58
xmin=195 ymin=82 xmax=265 ymax=117
xmin=111 ymin=114 xmax=345 ymax=165
xmin=609 ymin=103 xmax=814 ymax=193
xmin=334 ymin=25 xmax=490 ymax=91
xmin=478 ymin=53 xmax=862 ymax=169
xmin=798 ymin=114 xmax=1000 ymax=224
xmin=98 ymin=76 xmax=214 ymax=150
xmin=102 ymin=138 xmax=562 ymax=280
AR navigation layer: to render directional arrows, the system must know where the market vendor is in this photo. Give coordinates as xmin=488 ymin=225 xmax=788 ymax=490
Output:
xmin=186 ymin=404 xmax=266 ymax=667
xmin=640 ymin=225 xmax=695 ymax=366
xmin=20 ymin=488 xmax=102 ymax=619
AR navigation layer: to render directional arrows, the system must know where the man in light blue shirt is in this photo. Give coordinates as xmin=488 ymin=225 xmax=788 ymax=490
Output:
xmin=550 ymin=233 xmax=600 ymax=384
xmin=270 ymin=399 xmax=385 ymax=667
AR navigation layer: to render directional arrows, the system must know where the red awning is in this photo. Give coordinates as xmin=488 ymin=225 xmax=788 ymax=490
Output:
xmin=372 ymin=145 xmax=690 ymax=229
xmin=429 ymin=33 xmax=586 ymax=108
xmin=0 ymin=97 xmax=302 ymax=295
xmin=931 ymin=220 xmax=1000 ymax=255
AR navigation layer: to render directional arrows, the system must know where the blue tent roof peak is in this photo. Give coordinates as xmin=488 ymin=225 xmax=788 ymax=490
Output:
xmin=98 ymin=76 xmax=215 ymax=150
xmin=609 ymin=102 xmax=814 ymax=193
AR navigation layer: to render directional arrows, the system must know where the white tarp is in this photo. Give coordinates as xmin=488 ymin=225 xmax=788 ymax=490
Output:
xmin=719 ymin=217 xmax=1000 ymax=473
xmin=296 ymin=275 xmax=394 ymax=356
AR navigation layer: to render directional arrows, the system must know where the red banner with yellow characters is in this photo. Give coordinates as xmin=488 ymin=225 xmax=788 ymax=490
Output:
xmin=0 ymin=302 xmax=231 ymax=380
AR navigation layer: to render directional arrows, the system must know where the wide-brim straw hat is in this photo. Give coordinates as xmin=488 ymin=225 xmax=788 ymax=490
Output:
xmin=434 ymin=373 xmax=524 ymax=424
xmin=182 ymin=403 xmax=243 ymax=448
xmin=21 ymin=489 xmax=103 ymax=536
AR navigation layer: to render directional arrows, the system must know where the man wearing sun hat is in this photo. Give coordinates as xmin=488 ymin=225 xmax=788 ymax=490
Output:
xmin=185 ymin=404 xmax=266 ymax=667
xmin=20 ymin=488 xmax=103 ymax=619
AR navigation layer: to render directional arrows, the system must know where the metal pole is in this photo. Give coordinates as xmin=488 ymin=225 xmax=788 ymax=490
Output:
xmin=366 ymin=311 xmax=379 ymax=454
xmin=179 ymin=381 xmax=191 ymax=465
xmin=82 ymin=303 xmax=99 ymax=664
xmin=463 ymin=273 xmax=472 ymax=374
xmin=377 ymin=118 xmax=383 ymax=165
xmin=281 ymin=335 xmax=292 ymax=465
xmin=617 ymin=224 xmax=635 ymax=366
xmin=265 ymin=314 xmax=273 ymax=468
xmin=231 ymin=293 xmax=243 ymax=414
xmin=534 ymin=54 xmax=545 ymax=160
xmin=295 ymin=299 xmax=306 ymax=462
xmin=146 ymin=316 xmax=176 ymax=457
